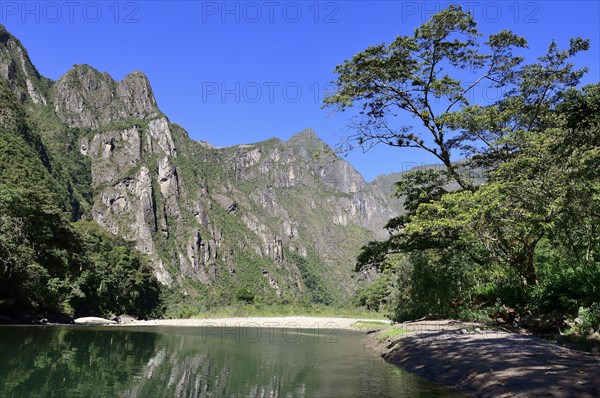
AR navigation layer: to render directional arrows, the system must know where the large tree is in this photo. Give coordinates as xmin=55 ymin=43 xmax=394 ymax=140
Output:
xmin=323 ymin=5 xmax=590 ymax=289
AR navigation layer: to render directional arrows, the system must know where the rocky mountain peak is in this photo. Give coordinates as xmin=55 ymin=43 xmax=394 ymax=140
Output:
xmin=53 ymin=65 xmax=160 ymax=129
xmin=116 ymin=70 xmax=158 ymax=118
xmin=287 ymin=128 xmax=324 ymax=148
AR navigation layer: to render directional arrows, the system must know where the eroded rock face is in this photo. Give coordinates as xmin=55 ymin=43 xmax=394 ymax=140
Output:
xmin=181 ymin=230 xmax=221 ymax=284
xmin=148 ymin=117 xmax=177 ymax=156
xmin=157 ymin=156 xmax=180 ymax=218
xmin=81 ymin=126 xmax=142 ymax=185
xmin=93 ymin=165 xmax=156 ymax=254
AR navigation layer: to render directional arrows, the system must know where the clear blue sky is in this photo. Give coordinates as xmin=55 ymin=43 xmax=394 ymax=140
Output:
xmin=3 ymin=1 xmax=599 ymax=181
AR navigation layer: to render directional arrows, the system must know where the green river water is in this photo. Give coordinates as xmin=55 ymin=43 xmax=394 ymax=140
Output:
xmin=0 ymin=325 xmax=464 ymax=397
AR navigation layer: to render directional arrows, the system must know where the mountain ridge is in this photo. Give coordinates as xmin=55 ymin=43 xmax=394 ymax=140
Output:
xmin=0 ymin=23 xmax=403 ymax=307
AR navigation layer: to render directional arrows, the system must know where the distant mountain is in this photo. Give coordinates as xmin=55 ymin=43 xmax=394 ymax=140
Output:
xmin=0 ymin=23 xmax=405 ymax=306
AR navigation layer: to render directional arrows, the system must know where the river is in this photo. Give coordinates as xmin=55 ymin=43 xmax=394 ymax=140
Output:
xmin=0 ymin=325 xmax=464 ymax=397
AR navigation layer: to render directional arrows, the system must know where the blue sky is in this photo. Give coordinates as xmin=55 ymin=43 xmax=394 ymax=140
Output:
xmin=3 ymin=1 xmax=599 ymax=181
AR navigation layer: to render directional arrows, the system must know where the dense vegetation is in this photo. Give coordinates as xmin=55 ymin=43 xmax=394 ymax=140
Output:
xmin=0 ymin=78 xmax=161 ymax=320
xmin=328 ymin=6 xmax=600 ymax=333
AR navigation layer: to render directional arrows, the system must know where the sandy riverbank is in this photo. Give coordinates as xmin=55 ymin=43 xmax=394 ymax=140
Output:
xmin=365 ymin=320 xmax=600 ymax=398
xmin=122 ymin=316 xmax=389 ymax=330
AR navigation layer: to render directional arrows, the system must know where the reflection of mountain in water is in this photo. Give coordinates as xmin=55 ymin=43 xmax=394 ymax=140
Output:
xmin=0 ymin=327 xmax=462 ymax=398
xmin=126 ymin=347 xmax=297 ymax=397
xmin=124 ymin=328 xmax=315 ymax=398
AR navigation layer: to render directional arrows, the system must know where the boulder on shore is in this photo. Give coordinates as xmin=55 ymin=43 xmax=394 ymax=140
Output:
xmin=113 ymin=314 xmax=137 ymax=324
xmin=74 ymin=317 xmax=117 ymax=325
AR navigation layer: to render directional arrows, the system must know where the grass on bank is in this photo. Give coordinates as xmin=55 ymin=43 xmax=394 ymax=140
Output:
xmin=377 ymin=327 xmax=410 ymax=341
xmin=352 ymin=320 xmax=392 ymax=330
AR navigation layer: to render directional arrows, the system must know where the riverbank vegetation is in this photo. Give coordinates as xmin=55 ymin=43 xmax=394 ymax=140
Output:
xmin=327 ymin=6 xmax=600 ymax=336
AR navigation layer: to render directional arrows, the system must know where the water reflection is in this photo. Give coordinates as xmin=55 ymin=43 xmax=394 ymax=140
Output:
xmin=0 ymin=326 xmax=463 ymax=397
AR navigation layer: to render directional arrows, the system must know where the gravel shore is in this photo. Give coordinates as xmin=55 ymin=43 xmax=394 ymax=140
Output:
xmin=123 ymin=316 xmax=389 ymax=330
xmin=366 ymin=320 xmax=600 ymax=398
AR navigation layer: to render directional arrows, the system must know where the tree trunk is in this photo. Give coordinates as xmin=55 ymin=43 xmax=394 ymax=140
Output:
xmin=519 ymin=244 xmax=538 ymax=288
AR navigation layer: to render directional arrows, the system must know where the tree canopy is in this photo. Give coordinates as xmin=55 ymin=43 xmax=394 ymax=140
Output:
xmin=324 ymin=5 xmax=588 ymax=189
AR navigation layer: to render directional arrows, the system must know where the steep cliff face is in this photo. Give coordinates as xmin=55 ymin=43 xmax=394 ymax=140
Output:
xmin=0 ymin=24 xmax=404 ymax=304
